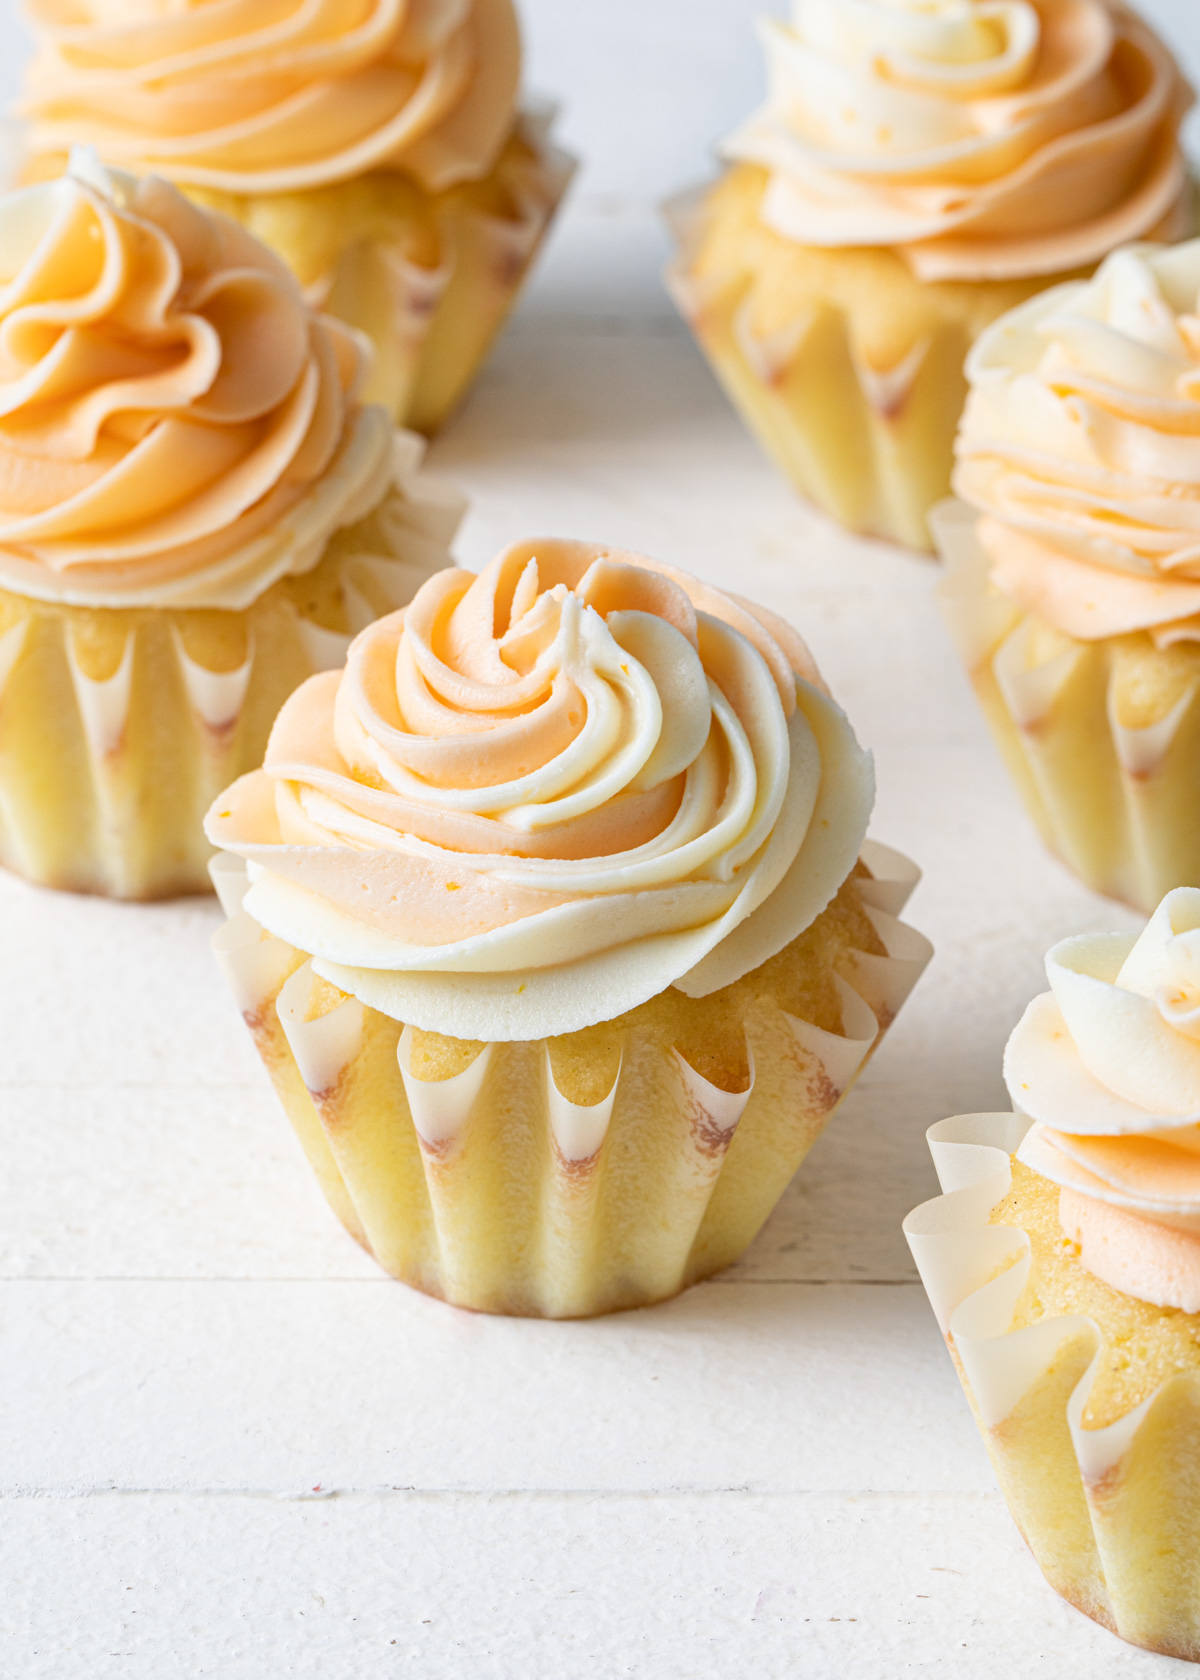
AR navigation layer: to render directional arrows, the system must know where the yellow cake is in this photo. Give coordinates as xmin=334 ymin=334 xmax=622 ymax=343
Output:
xmin=0 ymin=158 xmax=462 ymax=899
xmin=937 ymin=239 xmax=1200 ymax=913
xmin=668 ymin=0 xmax=1193 ymax=551
xmin=906 ymin=892 xmax=1200 ymax=1658
xmin=207 ymin=538 xmax=930 ymax=1317
xmin=20 ymin=0 xmax=574 ymax=433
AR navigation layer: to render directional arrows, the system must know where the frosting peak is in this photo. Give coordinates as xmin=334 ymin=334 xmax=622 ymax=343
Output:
xmin=0 ymin=155 xmax=404 ymax=610
xmin=1008 ymin=889 xmax=1200 ymax=1309
xmin=724 ymin=0 xmax=1193 ymax=281
xmin=957 ymin=240 xmax=1200 ymax=645
xmin=206 ymin=540 xmax=876 ymax=1040
xmin=23 ymin=0 xmax=522 ymax=195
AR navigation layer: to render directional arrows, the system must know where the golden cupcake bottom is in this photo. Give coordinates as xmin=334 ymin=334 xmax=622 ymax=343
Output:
xmin=214 ymin=848 xmax=928 ymax=1318
xmin=936 ymin=501 xmax=1200 ymax=914
xmin=0 ymin=536 xmax=439 ymax=900
xmin=667 ymin=167 xmax=1078 ymax=551
xmin=180 ymin=113 xmax=573 ymax=435
xmin=907 ymin=1115 xmax=1200 ymax=1662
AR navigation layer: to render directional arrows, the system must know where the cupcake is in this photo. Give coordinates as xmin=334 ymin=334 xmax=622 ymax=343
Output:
xmin=20 ymin=0 xmax=574 ymax=433
xmin=206 ymin=538 xmax=930 ymax=1318
xmin=0 ymin=154 xmax=462 ymax=900
xmin=906 ymin=890 xmax=1200 ymax=1658
xmin=667 ymin=0 xmax=1193 ymax=551
xmin=936 ymin=238 xmax=1200 ymax=913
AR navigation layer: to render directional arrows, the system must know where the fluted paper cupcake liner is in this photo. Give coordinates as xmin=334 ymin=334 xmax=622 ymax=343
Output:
xmin=665 ymin=172 xmax=1057 ymax=552
xmin=934 ymin=499 xmax=1200 ymax=913
xmin=905 ymin=1113 xmax=1200 ymax=1660
xmin=0 ymin=443 xmax=463 ymax=900
xmin=211 ymin=842 xmax=930 ymax=1318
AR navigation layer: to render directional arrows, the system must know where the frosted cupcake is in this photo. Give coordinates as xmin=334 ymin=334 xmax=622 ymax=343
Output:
xmin=937 ymin=238 xmax=1200 ymax=913
xmin=907 ymin=890 xmax=1200 ymax=1658
xmin=0 ymin=156 xmax=461 ymax=900
xmin=206 ymin=539 xmax=930 ymax=1318
xmin=20 ymin=0 xmax=573 ymax=432
xmin=668 ymin=0 xmax=1193 ymax=551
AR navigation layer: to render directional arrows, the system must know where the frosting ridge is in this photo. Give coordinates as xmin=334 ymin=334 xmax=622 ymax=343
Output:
xmin=0 ymin=154 xmax=413 ymax=611
xmin=22 ymin=0 xmax=522 ymax=196
xmin=206 ymin=540 xmax=876 ymax=1039
xmin=957 ymin=240 xmax=1200 ymax=644
xmin=723 ymin=0 xmax=1193 ymax=281
xmin=1008 ymin=888 xmax=1200 ymax=1309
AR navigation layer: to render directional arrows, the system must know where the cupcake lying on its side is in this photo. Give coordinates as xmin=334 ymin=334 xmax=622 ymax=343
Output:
xmin=20 ymin=0 xmax=574 ymax=432
xmin=669 ymin=0 xmax=1193 ymax=551
xmin=207 ymin=539 xmax=930 ymax=1318
xmin=0 ymin=155 xmax=462 ymax=900
xmin=937 ymin=238 xmax=1200 ymax=913
xmin=906 ymin=891 xmax=1200 ymax=1658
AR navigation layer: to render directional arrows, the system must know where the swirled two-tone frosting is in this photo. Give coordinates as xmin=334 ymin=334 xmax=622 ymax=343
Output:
xmin=957 ymin=240 xmax=1200 ymax=644
xmin=22 ymin=0 xmax=521 ymax=197
xmin=206 ymin=540 xmax=875 ymax=1040
xmin=723 ymin=0 xmax=1192 ymax=281
xmin=1008 ymin=889 xmax=1200 ymax=1310
xmin=0 ymin=153 xmax=406 ymax=611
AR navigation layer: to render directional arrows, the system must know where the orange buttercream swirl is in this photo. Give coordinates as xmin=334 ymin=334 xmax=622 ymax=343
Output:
xmin=206 ymin=540 xmax=876 ymax=1040
xmin=0 ymin=155 xmax=402 ymax=610
xmin=724 ymin=0 xmax=1193 ymax=281
xmin=1007 ymin=890 xmax=1200 ymax=1311
xmin=956 ymin=240 xmax=1200 ymax=644
xmin=22 ymin=0 xmax=521 ymax=196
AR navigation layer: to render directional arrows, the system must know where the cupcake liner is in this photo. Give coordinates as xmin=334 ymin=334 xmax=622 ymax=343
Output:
xmin=934 ymin=499 xmax=1200 ymax=913
xmin=665 ymin=175 xmax=1052 ymax=552
xmin=211 ymin=841 xmax=930 ymax=1318
xmin=0 ymin=446 xmax=463 ymax=899
xmin=905 ymin=1113 xmax=1200 ymax=1660
xmin=314 ymin=108 xmax=574 ymax=433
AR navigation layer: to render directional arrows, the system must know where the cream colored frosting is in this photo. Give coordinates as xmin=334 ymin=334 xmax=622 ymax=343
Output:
xmin=206 ymin=539 xmax=876 ymax=1040
xmin=957 ymin=239 xmax=1200 ymax=644
xmin=1008 ymin=888 xmax=1200 ymax=1309
xmin=723 ymin=0 xmax=1192 ymax=281
xmin=0 ymin=153 xmax=421 ymax=612
xmin=23 ymin=0 xmax=521 ymax=196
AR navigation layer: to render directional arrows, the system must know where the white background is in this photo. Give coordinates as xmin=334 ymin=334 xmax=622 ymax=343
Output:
xmin=4 ymin=3 xmax=1200 ymax=1677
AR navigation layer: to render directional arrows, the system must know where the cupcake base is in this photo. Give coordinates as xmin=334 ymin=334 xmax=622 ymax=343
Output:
xmin=934 ymin=500 xmax=1200 ymax=914
xmin=212 ymin=845 xmax=929 ymax=1318
xmin=666 ymin=167 xmax=1082 ymax=551
xmin=906 ymin=1113 xmax=1200 ymax=1661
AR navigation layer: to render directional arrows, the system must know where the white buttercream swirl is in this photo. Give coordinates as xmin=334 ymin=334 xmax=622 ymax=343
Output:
xmin=957 ymin=240 xmax=1200 ymax=645
xmin=724 ymin=0 xmax=1192 ymax=281
xmin=1007 ymin=888 xmax=1200 ymax=1308
xmin=22 ymin=0 xmax=522 ymax=196
xmin=205 ymin=539 xmax=876 ymax=1040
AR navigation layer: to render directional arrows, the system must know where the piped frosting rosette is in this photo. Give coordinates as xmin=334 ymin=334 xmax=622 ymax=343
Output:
xmin=725 ymin=0 xmax=1193 ymax=283
xmin=19 ymin=1 xmax=573 ymax=432
xmin=207 ymin=541 xmax=930 ymax=1315
xmin=936 ymin=240 xmax=1200 ymax=910
xmin=0 ymin=155 xmax=462 ymax=898
xmin=905 ymin=894 xmax=1200 ymax=1657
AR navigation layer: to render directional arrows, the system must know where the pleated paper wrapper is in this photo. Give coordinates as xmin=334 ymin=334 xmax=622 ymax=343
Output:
xmin=905 ymin=1112 xmax=1200 ymax=1661
xmin=664 ymin=171 xmax=1053 ymax=553
xmin=211 ymin=842 xmax=930 ymax=1319
xmin=0 ymin=437 xmax=464 ymax=900
xmin=303 ymin=108 xmax=574 ymax=434
xmin=934 ymin=498 xmax=1200 ymax=914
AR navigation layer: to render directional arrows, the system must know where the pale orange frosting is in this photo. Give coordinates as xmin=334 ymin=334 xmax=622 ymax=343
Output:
xmin=724 ymin=0 xmax=1192 ymax=282
xmin=206 ymin=539 xmax=876 ymax=1040
xmin=1007 ymin=889 xmax=1200 ymax=1310
xmin=22 ymin=0 xmax=521 ymax=196
xmin=0 ymin=154 xmax=406 ymax=611
xmin=958 ymin=240 xmax=1200 ymax=645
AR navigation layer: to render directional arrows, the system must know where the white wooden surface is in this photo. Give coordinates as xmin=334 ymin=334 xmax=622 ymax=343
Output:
xmin=4 ymin=3 xmax=1200 ymax=1675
